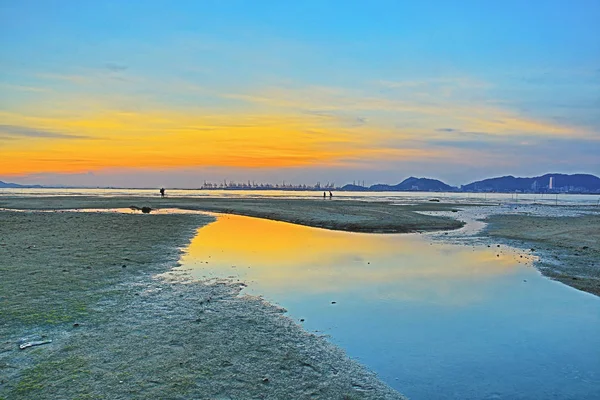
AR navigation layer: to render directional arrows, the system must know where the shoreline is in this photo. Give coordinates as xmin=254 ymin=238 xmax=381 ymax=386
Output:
xmin=1 ymin=196 xmax=597 ymax=296
xmin=0 ymin=195 xmax=465 ymax=233
xmin=1 ymin=195 xmax=597 ymax=297
xmin=423 ymin=204 xmax=600 ymax=297
xmin=2 ymin=197 xmax=598 ymax=398
xmin=0 ymin=209 xmax=405 ymax=399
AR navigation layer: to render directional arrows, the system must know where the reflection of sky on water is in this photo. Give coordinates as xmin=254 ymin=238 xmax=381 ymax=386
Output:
xmin=180 ymin=214 xmax=600 ymax=400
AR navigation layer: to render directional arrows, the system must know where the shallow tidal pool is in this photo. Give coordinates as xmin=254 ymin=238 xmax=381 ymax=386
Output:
xmin=179 ymin=213 xmax=600 ymax=400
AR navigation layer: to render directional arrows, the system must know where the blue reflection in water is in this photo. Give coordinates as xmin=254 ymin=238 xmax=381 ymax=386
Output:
xmin=179 ymin=214 xmax=600 ymax=400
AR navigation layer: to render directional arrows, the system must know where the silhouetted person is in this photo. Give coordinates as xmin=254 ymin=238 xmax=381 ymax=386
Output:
xmin=160 ymin=188 xmax=165 ymax=198
xmin=323 ymin=191 xmax=326 ymax=199
xmin=329 ymin=191 xmax=333 ymax=199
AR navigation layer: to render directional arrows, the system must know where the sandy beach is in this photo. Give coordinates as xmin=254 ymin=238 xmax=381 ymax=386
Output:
xmin=423 ymin=203 xmax=600 ymax=296
xmin=484 ymin=211 xmax=600 ymax=296
xmin=2 ymin=196 xmax=598 ymax=399
xmin=0 ymin=195 xmax=465 ymax=233
xmin=2 ymin=196 xmax=597 ymax=297
xmin=0 ymin=208 xmax=405 ymax=399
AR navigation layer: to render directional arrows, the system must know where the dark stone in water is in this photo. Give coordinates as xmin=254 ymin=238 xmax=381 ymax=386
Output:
xmin=129 ymin=205 xmax=152 ymax=213
xmin=122 ymin=264 xmax=127 ymax=268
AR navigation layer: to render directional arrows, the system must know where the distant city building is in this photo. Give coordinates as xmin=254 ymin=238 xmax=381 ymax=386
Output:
xmin=531 ymin=180 xmax=538 ymax=191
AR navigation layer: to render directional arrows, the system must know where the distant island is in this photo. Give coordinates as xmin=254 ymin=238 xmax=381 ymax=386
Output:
xmin=2 ymin=173 xmax=600 ymax=194
xmin=344 ymin=177 xmax=455 ymax=192
xmin=459 ymin=173 xmax=600 ymax=193
xmin=340 ymin=173 xmax=600 ymax=194
xmin=0 ymin=180 xmax=42 ymax=189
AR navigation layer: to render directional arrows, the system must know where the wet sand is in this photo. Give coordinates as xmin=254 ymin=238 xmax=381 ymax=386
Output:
xmin=1 ymin=196 xmax=597 ymax=297
xmin=484 ymin=211 xmax=600 ymax=296
xmin=1 ymin=196 xmax=598 ymax=398
xmin=0 ymin=210 xmax=405 ymax=399
xmin=0 ymin=195 xmax=464 ymax=233
xmin=424 ymin=204 xmax=600 ymax=296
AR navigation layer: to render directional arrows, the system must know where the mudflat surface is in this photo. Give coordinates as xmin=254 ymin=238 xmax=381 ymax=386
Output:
xmin=0 ymin=210 xmax=405 ymax=399
xmin=484 ymin=212 xmax=600 ymax=296
xmin=0 ymin=196 xmax=464 ymax=233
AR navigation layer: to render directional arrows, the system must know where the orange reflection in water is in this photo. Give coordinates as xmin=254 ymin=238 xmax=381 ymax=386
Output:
xmin=181 ymin=214 xmax=533 ymax=300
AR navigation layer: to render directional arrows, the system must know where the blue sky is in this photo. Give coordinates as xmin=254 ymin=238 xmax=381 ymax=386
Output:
xmin=1 ymin=0 xmax=599 ymax=187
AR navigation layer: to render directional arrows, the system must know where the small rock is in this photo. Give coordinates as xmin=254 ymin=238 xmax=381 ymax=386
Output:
xmin=530 ymin=248 xmax=535 ymax=252
xmin=582 ymin=246 xmax=589 ymax=250
xmin=331 ymin=301 xmax=337 ymax=304
xmin=122 ymin=265 xmax=127 ymax=268
xmin=73 ymin=323 xmax=80 ymax=328
xmin=300 ymin=319 xmax=305 ymax=322
xmin=497 ymin=245 xmax=500 ymax=248
xmin=262 ymin=377 xmax=269 ymax=383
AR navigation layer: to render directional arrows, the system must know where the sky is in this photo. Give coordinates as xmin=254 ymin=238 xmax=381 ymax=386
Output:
xmin=1 ymin=0 xmax=599 ymax=187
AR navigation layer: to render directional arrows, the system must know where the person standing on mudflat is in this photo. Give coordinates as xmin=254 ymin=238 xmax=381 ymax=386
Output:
xmin=160 ymin=188 xmax=165 ymax=198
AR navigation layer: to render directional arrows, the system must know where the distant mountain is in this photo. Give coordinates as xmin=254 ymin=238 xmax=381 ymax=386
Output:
xmin=339 ymin=184 xmax=369 ymax=191
xmin=394 ymin=177 xmax=457 ymax=191
xmin=342 ymin=177 xmax=456 ymax=192
xmin=462 ymin=173 xmax=600 ymax=193
xmin=0 ymin=180 xmax=43 ymax=188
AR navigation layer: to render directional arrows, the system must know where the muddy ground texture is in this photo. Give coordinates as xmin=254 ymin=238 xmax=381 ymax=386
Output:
xmin=425 ymin=204 xmax=600 ymax=297
xmin=484 ymin=210 xmax=600 ymax=296
xmin=0 ymin=211 xmax=405 ymax=400
xmin=0 ymin=196 xmax=464 ymax=233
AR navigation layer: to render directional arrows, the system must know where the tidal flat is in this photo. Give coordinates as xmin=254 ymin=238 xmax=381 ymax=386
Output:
xmin=0 ymin=210 xmax=404 ymax=399
xmin=1 ymin=196 xmax=599 ymax=399
xmin=0 ymin=195 xmax=465 ymax=233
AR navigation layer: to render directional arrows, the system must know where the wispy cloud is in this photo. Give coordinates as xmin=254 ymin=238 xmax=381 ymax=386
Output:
xmin=224 ymin=83 xmax=591 ymax=139
xmin=0 ymin=124 xmax=90 ymax=139
xmin=2 ymin=66 xmax=597 ymax=177
xmin=105 ymin=63 xmax=128 ymax=72
xmin=436 ymin=128 xmax=458 ymax=132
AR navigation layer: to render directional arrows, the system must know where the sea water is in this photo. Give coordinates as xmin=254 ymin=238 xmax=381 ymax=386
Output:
xmin=179 ymin=213 xmax=600 ymax=400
